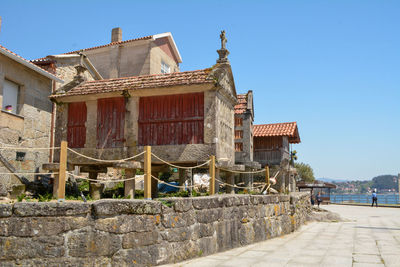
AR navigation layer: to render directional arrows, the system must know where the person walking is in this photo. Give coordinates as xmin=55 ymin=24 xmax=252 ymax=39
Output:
xmin=371 ymin=189 xmax=378 ymax=207
xmin=316 ymin=192 xmax=322 ymax=207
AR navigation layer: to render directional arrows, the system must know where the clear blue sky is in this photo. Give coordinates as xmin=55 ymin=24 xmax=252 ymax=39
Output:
xmin=1 ymin=1 xmax=399 ymax=180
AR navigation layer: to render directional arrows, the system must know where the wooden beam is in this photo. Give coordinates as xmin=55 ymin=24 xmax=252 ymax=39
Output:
xmin=209 ymin=155 xmax=215 ymax=195
xmin=144 ymin=146 xmax=152 ymax=199
xmin=57 ymin=140 xmax=67 ymax=200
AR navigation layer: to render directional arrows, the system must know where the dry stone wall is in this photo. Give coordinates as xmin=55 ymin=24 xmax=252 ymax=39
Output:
xmin=0 ymin=192 xmax=310 ymax=266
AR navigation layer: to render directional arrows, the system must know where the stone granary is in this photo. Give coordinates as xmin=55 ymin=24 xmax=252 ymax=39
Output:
xmin=0 ymin=44 xmax=63 ymax=196
xmin=253 ymin=122 xmax=301 ymax=192
xmin=33 ymin=28 xmax=182 ymax=91
xmin=50 ymin=32 xmax=239 ymax=199
xmin=233 ymin=91 xmax=261 ymax=188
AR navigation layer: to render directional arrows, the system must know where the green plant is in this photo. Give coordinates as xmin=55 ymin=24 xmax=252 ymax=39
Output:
xmin=38 ymin=193 xmax=53 ymax=202
xmin=17 ymin=193 xmax=26 ymax=202
xmin=78 ymin=180 xmax=89 ymax=191
xmin=159 ymin=199 xmax=173 ymax=207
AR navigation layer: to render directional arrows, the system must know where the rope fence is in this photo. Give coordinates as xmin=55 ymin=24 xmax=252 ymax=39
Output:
xmin=67 ymin=148 xmax=145 ymax=163
xmin=0 ymin=141 xmax=280 ymax=200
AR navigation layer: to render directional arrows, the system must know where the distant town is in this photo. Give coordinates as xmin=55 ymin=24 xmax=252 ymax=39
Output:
xmin=320 ymin=175 xmax=399 ymax=194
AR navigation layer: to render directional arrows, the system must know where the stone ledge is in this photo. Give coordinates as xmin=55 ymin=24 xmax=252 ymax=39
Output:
xmin=93 ymin=199 xmax=162 ymax=216
xmin=13 ymin=202 xmax=91 ymax=217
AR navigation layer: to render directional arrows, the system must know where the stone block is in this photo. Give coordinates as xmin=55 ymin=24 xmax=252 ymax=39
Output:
xmin=0 ymin=204 xmax=12 ymax=217
xmin=95 ymin=214 xmax=159 ymax=233
xmin=13 ymin=202 xmax=90 ymax=217
xmin=93 ymin=199 xmax=161 ymax=216
xmin=172 ymin=198 xmax=193 ymax=212
xmin=239 ymin=221 xmax=255 ymax=246
xmin=8 ymin=184 xmax=25 ymax=199
xmin=197 ymin=236 xmax=218 ymax=256
xmin=161 ymin=227 xmax=192 ymax=242
xmin=162 ymin=212 xmax=188 ymax=228
xmin=122 ymin=231 xmax=159 ymax=249
xmin=0 ymin=236 xmax=65 ymax=260
xmin=170 ymin=240 xmax=199 ymax=262
xmin=67 ymin=228 xmax=121 ymax=257
xmin=112 ymin=244 xmax=166 ymax=266
xmin=0 ymin=216 xmax=90 ymax=237
xmin=196 ymin=208 xmax=222 ymax=224
xmin=192 ymin=196 xmax=224 ymax=210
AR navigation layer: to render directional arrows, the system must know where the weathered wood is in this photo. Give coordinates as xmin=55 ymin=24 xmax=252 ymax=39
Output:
xmin=144 ymin=146 xmax=151 ymax=199
xmin=209 ymin=155 xmax=215 ymax=195
xmin=113 ymin=161 xmax=142 ymax=169
xmin=57 ymin=140 xmax=68 ymax=200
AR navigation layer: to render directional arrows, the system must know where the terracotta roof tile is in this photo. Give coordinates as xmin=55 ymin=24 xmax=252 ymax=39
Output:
xmin=0 ymin=44 xmax=61 ymax=81
xmin=234 ymin=94 xmax=247 ymax=114
xmin=52 ymin=68 xmax=214 ymax=98
xmin=253 ymin=122 xmax=301 ymax=143
xmin=31 ymin=35 xmax=154 ymax=63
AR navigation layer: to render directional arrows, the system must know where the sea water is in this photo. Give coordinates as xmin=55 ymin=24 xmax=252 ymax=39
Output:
xmin=330 ymin=194 xmax=399 ymax=204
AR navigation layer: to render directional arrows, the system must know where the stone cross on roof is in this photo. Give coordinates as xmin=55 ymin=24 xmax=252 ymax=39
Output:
xmin=217 ymin=30 xmax=230 ymax=64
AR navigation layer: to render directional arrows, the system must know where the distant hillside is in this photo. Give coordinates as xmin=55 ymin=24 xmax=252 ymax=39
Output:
xmin=318 ymin=178 xmax=349 ymax=183
xmin=327 ymin=174 xmax=398 ymax=194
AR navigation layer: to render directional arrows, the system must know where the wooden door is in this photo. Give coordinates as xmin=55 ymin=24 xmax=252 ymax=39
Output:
xmin=97 ymin=97 xmax=125 ymax=148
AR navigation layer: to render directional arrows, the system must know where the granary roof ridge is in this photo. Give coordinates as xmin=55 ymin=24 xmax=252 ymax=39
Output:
xmin=0 ymin=44 xmax=63 ymax=83
xmin=253 ymin=122 xmax=301 ymax=143
xmin=51 ymin=68 xmax=214 ymax=98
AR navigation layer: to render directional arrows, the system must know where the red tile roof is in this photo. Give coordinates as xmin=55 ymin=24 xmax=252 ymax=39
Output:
xmin=51 ymin=68 xmax=214 ymax=98
xmin=234 ymin=94 xmax=247 ymax=114
xmin=32 ymin=35 xmax=154 ymax=63
xmin=0 ymin=44 xmax=62 ymax=81
xmin=253 ymin=122 xmax=301 ymax=143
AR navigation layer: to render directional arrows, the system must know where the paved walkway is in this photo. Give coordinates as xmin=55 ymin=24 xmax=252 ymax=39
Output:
xmin=164 ymin=205 xmax=400 ymax=267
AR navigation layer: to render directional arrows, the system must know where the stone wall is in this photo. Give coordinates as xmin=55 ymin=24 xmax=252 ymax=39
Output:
xmin=0 ymin=53 xmax=54 ymax=196
xmin=0 ymin=192 xmax=310 ymax=266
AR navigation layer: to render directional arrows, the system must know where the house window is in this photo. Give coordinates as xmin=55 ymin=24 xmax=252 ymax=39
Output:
xmin=235 ymin=130 xmax=243 ymax=139
xmin=235 ymin=142 xmax=243 ymax=152
xmin=2 ymin=80 xmax=19 ymax=114
xmin=235 ymin=117 xmax=243 ymax=126
xmin=161 ymin=61 xmax=170 ymax=74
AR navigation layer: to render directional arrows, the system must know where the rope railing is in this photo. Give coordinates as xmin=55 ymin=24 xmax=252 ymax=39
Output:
xmin=0 ymin=172 xmax=58 ymax=175
xmin=0 ymin=146 xmax=60 ymax=150
xmin=67 ymin=148 xmax=145 ymax=163
xmin=151 ymin=153 xmax=210 ymax=169
xmin=217 ymin=167 xmax=266 ymax=174
xmin=214 ymin=177 xmax=266 ymax=190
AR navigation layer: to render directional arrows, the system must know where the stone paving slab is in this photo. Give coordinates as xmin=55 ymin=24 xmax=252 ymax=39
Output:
xmin=162 ymin=205 xmax=400 ymax=267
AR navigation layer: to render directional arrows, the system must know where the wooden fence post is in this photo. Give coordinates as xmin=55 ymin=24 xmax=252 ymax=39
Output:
xmin=57 ymin=140 xmax=67 ymax=201
xmin=209 ymin=155 xmax=215 ymax=195
xmin=144 ymin=146 xmax=152 ymax=199
xmin=266 ymin=165 xmax=270 ymax=194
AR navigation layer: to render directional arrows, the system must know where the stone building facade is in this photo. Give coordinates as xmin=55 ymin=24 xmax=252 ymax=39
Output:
xmin=33 ymin=28 xmax=182 ymax=90
xmin=0 ymin=45 xmax=62 ymax=196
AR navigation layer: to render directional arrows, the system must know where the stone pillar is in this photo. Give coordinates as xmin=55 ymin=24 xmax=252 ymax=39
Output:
xmin=215 ymin=168 xmax=220 ymax=193
xmin=124 ymin=169 xmax=136 ymax=199
xmin=151 ymin=171 xmax=159 ymax=199
xmin=179 ymin=169 xmax=192 ymax=192
xmin=243 ymin=169 xmax=253 ymax=191
xmin=226 ymin=172 xmax=235 ymax=194
xmin=89 ymin=172 xmax=103 ymax=200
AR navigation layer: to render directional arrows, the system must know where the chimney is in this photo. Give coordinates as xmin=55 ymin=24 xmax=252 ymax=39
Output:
xmin=111 ymin=27 xmax=122 ymax=43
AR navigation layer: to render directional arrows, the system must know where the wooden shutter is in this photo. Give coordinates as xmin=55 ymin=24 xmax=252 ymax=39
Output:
xmin=138 ymin=93 xmax=204 ymax=145
xmin=67 ymin=102 xmax=87 ymax=148
xmin=97 ymin=97 xmax=125 ymax=148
